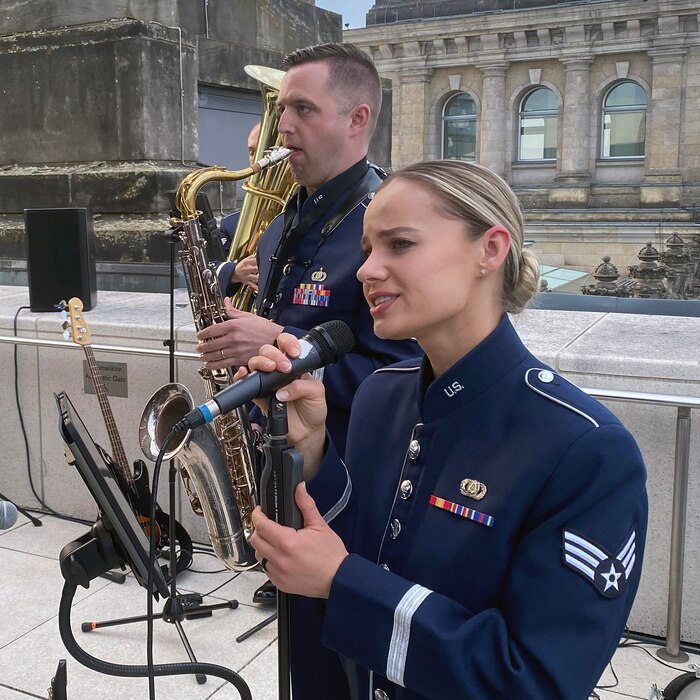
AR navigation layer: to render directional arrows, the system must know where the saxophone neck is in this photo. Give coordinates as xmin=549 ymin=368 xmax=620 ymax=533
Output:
xmin=176 ymin=165 xmax=255 ymax=221
xmin=174 ymin=147 xmax=292 ymax=222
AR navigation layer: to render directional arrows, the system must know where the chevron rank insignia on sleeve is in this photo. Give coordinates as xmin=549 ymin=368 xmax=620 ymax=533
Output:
xmin=562 ymin=529 xmax=636 ymax=599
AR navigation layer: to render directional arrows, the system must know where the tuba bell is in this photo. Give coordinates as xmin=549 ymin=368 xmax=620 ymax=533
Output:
xmin=139 ymin=65 xmax=294 ymax=571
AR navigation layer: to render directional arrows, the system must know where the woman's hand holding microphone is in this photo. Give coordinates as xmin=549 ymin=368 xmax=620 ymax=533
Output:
xmin=235 ymin=332 xmax=349 ymax=598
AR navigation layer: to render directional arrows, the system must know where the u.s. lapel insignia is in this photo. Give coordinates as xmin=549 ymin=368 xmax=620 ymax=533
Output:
xmin=310 ymin=268 xmax=327 ymax=282
xmin=459 ymin=478 xmax=487 ymax=501
xmin=562 ymin=529 xmax=637 ymax=599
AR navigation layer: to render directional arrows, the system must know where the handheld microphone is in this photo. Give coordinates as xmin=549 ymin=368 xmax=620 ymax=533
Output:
xmin=178 ymin=320 xmax=355 ymax=431
xmin=0 ymin=501 xmax=19 ymax=530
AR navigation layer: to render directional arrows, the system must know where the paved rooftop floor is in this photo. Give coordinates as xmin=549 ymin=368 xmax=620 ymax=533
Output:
xmin=1 ymin=512 xmax=698 ymax=700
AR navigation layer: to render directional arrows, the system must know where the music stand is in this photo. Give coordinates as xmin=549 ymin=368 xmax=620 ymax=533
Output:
xmin=55 ymin=391 xmax=251 ymax=699
xmin=56 ymin=391 xmax=170 ymax=596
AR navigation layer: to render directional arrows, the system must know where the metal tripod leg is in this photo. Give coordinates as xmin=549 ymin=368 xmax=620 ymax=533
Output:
xmin=81 ymin=597 xmax=239 ymax=686
xmin=174 ymin=619 xmax=206 ymax=684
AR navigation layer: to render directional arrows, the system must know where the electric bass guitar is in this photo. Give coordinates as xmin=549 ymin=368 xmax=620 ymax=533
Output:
xmin=60 ymin=297 xmax=193 ymax=573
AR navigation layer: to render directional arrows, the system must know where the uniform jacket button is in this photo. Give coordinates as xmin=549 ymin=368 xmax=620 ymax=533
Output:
xmin=538 ymin=369 xmax=555 ymax=383
xmin=380 ymin=563 xmax=390 ymax=571
xmin=408 ymin=439 xmax=420 ymax=459
xmin=400 ymin=479 xmax=413 ymax=499
xmin=374 ymin=689 xmax=389 ymax=700
xmin=390 ymin=519 xmax=402 ymax=539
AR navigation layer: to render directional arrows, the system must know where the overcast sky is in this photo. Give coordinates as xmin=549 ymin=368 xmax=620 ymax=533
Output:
xmin=315 ymin=0 xmax=375 ymax=29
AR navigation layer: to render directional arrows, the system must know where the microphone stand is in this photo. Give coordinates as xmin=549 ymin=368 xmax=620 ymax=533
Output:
xmin=259 ymin=397 xmax=305 ymax=700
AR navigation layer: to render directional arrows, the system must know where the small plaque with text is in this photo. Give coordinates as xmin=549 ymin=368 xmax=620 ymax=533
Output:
xmin=83 ymin=361 xmax=128 ymax=398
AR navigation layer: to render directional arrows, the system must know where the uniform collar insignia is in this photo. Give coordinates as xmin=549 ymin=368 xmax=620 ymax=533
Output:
xmin=418 ymin=316 xmax=528 ymax=420
xmin=562 ymin=529 xmax=637 ymax=599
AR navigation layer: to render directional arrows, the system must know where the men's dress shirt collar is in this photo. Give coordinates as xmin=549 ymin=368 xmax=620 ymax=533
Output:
xmin=294 ymin=157 xmax=370 ymax=220
xmin=417 ymin=315 xmax=529 ymax=420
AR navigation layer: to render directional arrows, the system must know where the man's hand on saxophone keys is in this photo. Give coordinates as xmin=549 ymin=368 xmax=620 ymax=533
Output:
xmin=196 ymin=297 xmax=283 ymax=369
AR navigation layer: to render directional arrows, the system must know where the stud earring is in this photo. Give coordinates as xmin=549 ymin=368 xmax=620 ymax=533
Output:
xmin=480 ymin=268 xmax=487 ymax=276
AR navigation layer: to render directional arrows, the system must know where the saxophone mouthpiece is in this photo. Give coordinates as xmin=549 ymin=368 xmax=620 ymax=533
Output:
xmin=258 ymin=146 xmax=293 ymax=169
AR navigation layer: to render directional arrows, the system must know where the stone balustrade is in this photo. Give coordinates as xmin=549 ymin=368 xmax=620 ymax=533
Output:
xmin=0 ymin=285 xmax=698 ymax=644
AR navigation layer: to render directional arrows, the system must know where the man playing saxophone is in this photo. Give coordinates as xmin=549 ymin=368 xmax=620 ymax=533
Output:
xmin=194 ymin=42 xmax=417 ymax=694
xmin=196 ymin=43 xmax=416 ymax=457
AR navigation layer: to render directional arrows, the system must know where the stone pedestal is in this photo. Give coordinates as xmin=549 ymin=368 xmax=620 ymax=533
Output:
xmin=0 ymin=20 xmax=199 ymax=200
xmin=0 ymin=1 xmax=341 ymax=274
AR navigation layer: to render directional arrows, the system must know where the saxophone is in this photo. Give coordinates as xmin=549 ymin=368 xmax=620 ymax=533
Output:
xmin=139 ymin=66 xmax=294 ymax=571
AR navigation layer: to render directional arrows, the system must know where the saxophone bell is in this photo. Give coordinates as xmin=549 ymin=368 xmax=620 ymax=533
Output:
xmin=138 ymin=382 xmax=259 ymax=571
xmin=139 ymin=383 xmax=193 ymax=461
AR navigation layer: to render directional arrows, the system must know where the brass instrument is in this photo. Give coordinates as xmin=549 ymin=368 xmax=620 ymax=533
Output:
xmin=139 ymin=66 xmax=293 ymax=571
xmin=228 ymin=65 xmax=297 ymax=310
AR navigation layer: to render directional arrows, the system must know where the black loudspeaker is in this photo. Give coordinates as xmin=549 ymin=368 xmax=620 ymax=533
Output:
xmin=24 ymin=208 xmax=98 ymax=312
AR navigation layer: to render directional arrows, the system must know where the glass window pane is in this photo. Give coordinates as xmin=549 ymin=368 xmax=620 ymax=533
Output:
xmin=522 ymin=87 xmax=557 ymax=112
xmin=520 ymin=115 xmax=557 ymax=159
xmin=603 ymin=111 xmax=646 ymax=157
xmin=444 ymin=119 xmax=476 ymax=160
xmin=543 ymin=115 xmax=557 ymax=159
xmin=606 ymin=82 xmax=647 ymax=108
xmin=444 ymin=93 xmax=476 ymax=117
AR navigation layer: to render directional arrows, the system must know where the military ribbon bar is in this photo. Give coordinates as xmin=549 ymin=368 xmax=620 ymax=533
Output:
xmin=429 ymin=495 xmax=494 ymax=528
xmin=293 ymin=283 xmax=331 ymax=306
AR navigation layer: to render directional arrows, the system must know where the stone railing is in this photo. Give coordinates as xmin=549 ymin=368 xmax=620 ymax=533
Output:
xmin=0 ymin=285 xmax=698 ymax=645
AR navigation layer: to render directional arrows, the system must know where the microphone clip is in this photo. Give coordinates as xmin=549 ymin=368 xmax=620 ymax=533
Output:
xmin=259 ymin=398 xmax=304 ymax=531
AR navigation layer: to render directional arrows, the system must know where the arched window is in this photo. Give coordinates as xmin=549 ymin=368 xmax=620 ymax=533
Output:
xmin=442 ymin=93 xmax=477 ymax=161
xmin=519 ymin=87 xmax=558 ymax=161
xmin=601 ymin=81 xmax=647 ymax=158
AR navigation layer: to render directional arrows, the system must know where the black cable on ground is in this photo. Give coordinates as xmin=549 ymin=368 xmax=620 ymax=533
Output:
xmin=624 ymin=630 xmax=700 ymax=657
xmin=58 ymin=579 xmax=251 ymax=699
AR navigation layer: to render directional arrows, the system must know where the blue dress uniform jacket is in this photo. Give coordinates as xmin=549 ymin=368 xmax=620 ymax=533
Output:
xmin=307 ymin=315 xmax=648 ymax=700
xmin=214 ymin=211 xmax=239 ymax=291
xmin=252 ymin=162 xmax=417 ymax=456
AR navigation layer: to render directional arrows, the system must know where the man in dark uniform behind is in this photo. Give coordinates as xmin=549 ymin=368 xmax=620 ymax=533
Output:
xmin=215 ymin=122 xmax=261 ymax=293
xmin=195 ymin=43 xmax=417 ymax=690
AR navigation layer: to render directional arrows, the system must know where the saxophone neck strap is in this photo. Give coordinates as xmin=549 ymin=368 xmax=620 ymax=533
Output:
xmin=318 ymin=163 xmax=386 ymax=238
xmin=259 ymin=160 xmax=384 ymax=318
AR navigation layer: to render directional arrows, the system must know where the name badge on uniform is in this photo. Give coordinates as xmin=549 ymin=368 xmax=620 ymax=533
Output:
xmin=293 ymin=283 xmax=330 ymax=307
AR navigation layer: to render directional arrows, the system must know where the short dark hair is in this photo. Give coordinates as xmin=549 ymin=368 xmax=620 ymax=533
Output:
xmin=283 ymin=42 xmax=382 ymax=134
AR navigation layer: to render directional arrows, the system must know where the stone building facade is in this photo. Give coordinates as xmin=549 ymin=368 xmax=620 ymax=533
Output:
xmin=349 ymin=0 xmax=700 ymax=269
xmin=0 ymin=0 xmax=340 ymax=289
